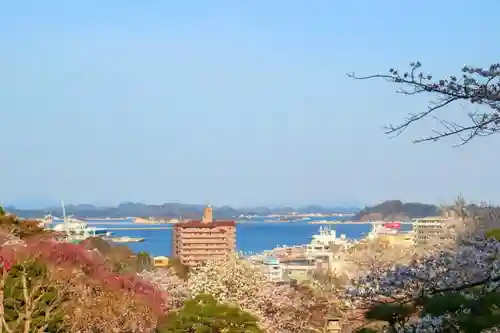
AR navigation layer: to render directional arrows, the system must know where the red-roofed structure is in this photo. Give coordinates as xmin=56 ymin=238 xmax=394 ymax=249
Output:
xmin=172 ymin=206 xmax=236 ymax=266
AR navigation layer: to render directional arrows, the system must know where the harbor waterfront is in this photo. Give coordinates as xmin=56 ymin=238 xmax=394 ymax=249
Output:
xmin=48 ymin=217 xmax=413 ymax=256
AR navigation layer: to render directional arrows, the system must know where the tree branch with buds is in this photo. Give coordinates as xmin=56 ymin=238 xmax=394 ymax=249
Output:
xmin=348 ymin=62 xmax=500 ymax=145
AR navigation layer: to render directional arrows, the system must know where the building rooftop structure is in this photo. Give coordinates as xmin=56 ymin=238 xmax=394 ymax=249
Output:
xmin=172 ymin=205 xmax=236 ymax=267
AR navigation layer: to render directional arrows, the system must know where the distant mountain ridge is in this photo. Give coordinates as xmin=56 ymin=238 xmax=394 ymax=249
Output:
xmin=5 ymin=202 xmax=360 ymax=219
xmin=354 ymin=200 xmax=440 ymax=221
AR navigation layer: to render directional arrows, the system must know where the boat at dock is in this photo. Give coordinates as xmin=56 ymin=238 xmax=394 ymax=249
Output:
xmin=102 ymin=236 xmax=145 ymax=243
xmin=263 ymin=219 xmax=289 ymax=223
xmin=45 ymin=202 xmax=113 ymax=243
xmin=84 ymin=217 xmax=131 ymax=222
xmin=49 ymin=216 xmax=111 ymax=236
xmin=308 ymin=220 xmax=337 ymax=224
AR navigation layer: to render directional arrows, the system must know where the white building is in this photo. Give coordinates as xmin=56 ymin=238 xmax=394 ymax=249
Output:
xmin=305 ymin=226 xmax=349 ymax=273
xmin=261 ymin=257 xmax=284 ymax=282
xmin=413 ymin=216 xmax=448 ymax=245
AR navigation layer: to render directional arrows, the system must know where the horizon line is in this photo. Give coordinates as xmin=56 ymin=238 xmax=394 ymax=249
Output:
xmin=4 ymin=201 xmax=364 ymax=210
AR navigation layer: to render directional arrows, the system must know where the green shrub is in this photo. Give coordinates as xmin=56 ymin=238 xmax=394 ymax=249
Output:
xmin=157 ymin=294 xmax=264 ymax=333
xmin=486 ymin=228 xmax=500 ymax=241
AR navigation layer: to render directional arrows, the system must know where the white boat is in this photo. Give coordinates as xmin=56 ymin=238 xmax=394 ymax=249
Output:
xmin=308 ymin=220 xmax=337 ymax=224
xmin=50 ymin=201 xmax=111 ymax=243
xmin=103 ymin=236 xmax=144 ymax=243
xmin=37 ymin=213 xmax=59 ymax=226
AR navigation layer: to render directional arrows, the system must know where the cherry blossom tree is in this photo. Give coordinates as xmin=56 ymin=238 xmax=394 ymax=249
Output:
xmin=21 ymin=239 xmax=168 ymax=313
xmin=348 ymin=62 xmax=500 ymax=145
xmin=346 ymin=235 xmax=500 ymax=333
xmin=340 ymin=237 xmax=416 ymax=281
xmin=0 ymin=228 xmax=169 ymax=333
xmin=139 ymin=268 xmax=190 ymax=310
xmin=186 ymin=258 xmax=334 ymax=333
xmin=64 ymin=283 xmax=160 ymax=333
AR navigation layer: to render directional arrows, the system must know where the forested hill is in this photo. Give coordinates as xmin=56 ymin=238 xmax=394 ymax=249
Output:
xmin=354 ymin=200 xmax=440 ymax=221
xmin=6 ymin=202 xmax=360 ymax=219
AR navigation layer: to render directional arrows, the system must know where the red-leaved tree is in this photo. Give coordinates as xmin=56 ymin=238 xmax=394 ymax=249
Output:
xmin=0 ymin=230 xmax=168 ymax=333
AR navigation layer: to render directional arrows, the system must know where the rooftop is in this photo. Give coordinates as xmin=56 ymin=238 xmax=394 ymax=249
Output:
xmin=174 ymin=220 xmax=236 ymax=228
xmin=413 ymin=216 xmax=444 ymax=222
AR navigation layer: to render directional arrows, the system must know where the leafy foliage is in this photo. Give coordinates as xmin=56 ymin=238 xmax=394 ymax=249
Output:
xmin=158 ymin=293 xmax=264 ymax=333
xmin=80 ymin=237 xmax=153 ymax=273
xmin=355 ymin=329 xmax=379 ymax=333
xmin=167 ymin=257 xmax=190 ymax=280
xmin=27 ymin=239 xmax=167 ymax=312
xmin=136 ymin=251 xmax=154 ymax=272
xmin=347 ymin=229 xmax=500 ymax=332
xmin=360 ymin=290 xmax=500 ymax=333
xmin=0 ymin=212 xmax=169 ymax=333
xmin=486 ymin=228 xmax=500 ymax=241
xmin=0 ymin=213 xmax=47 ymax=239
xmin=364 ymin=303 xmax=414 ymax=324
xmin=3 ymin=259 xmax=67 ymax=333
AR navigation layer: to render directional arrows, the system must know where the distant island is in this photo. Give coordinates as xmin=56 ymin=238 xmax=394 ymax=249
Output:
xmin=5 ymin=202 xmax=361 ymax=219
xmin=354 ymin=200 xmax=440 ymax=221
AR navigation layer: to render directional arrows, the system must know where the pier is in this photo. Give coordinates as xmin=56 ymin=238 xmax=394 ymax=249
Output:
xmin=307 ymin=221 xmax=414 ymax=225
xmin=85 ymin=221 xmax=167 ymax=225
xmin=104 ymin=226 xmax=172 ymax=231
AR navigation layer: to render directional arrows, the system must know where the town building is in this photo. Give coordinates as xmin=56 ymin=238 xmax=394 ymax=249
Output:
xmin=260 ymin=257 xmax=284 ymax=282
xmin=172 ymin=205 xmax=236 ymax=267
xmin=282 ymin=263 xmax=316 ymax=282
xmin=412 ymin=216 xmax=449 ymax=245
xmin=153 ymin=256 xmax=170 ymax=268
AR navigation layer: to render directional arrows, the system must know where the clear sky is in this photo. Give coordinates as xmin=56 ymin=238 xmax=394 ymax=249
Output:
xmin=2 ymin=0 xmax=499 ymax=208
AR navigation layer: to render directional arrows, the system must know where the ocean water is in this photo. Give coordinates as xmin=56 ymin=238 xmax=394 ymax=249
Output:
xmin=77 ymin=222 xmax=371 ymax=256
xmin=51 ymin=218 xmax=413 ymax=256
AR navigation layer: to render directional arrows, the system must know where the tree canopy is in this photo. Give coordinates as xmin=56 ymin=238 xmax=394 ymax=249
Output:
xmin=0 ymin=213 xmax=48 ymax=239
xmin=0 ymin=212 xmax=168 ymax=333
xmin=349 ymin=62 xmax=500 ymax=145
xmin=346 ymin=203 xmax=500 ymax=333
xmin=158 ymin=294 xmax=264 ymax=333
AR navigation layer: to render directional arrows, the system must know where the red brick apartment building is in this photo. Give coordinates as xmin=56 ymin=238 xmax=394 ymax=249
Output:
xmin=172 ymin=206 xmax=236 ymax=267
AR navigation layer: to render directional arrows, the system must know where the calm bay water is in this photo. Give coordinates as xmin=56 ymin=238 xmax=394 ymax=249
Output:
xmin=52 ymin=217 xmax=413 ymax=256
xmin=79 ymin=221 xmax=374 ymax=256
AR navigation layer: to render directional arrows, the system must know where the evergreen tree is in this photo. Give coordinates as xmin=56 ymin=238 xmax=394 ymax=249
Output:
xmin=3 ymin=260 xmax=67 ymax=333
xmin=158 ymin=294 xmax=264 ymax=333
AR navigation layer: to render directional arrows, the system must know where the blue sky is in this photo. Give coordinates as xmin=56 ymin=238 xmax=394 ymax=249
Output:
xmin=1 ymin=0 xmax=499 ymax=208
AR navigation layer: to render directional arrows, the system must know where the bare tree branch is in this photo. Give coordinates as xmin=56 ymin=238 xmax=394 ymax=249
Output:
xmin=1 ymin=260 xmax=69 ymax=333
xmin=348 ymin=61 xmax=500 ymax=144
xmin=0 ymin=270 xmax=11 ymax=333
